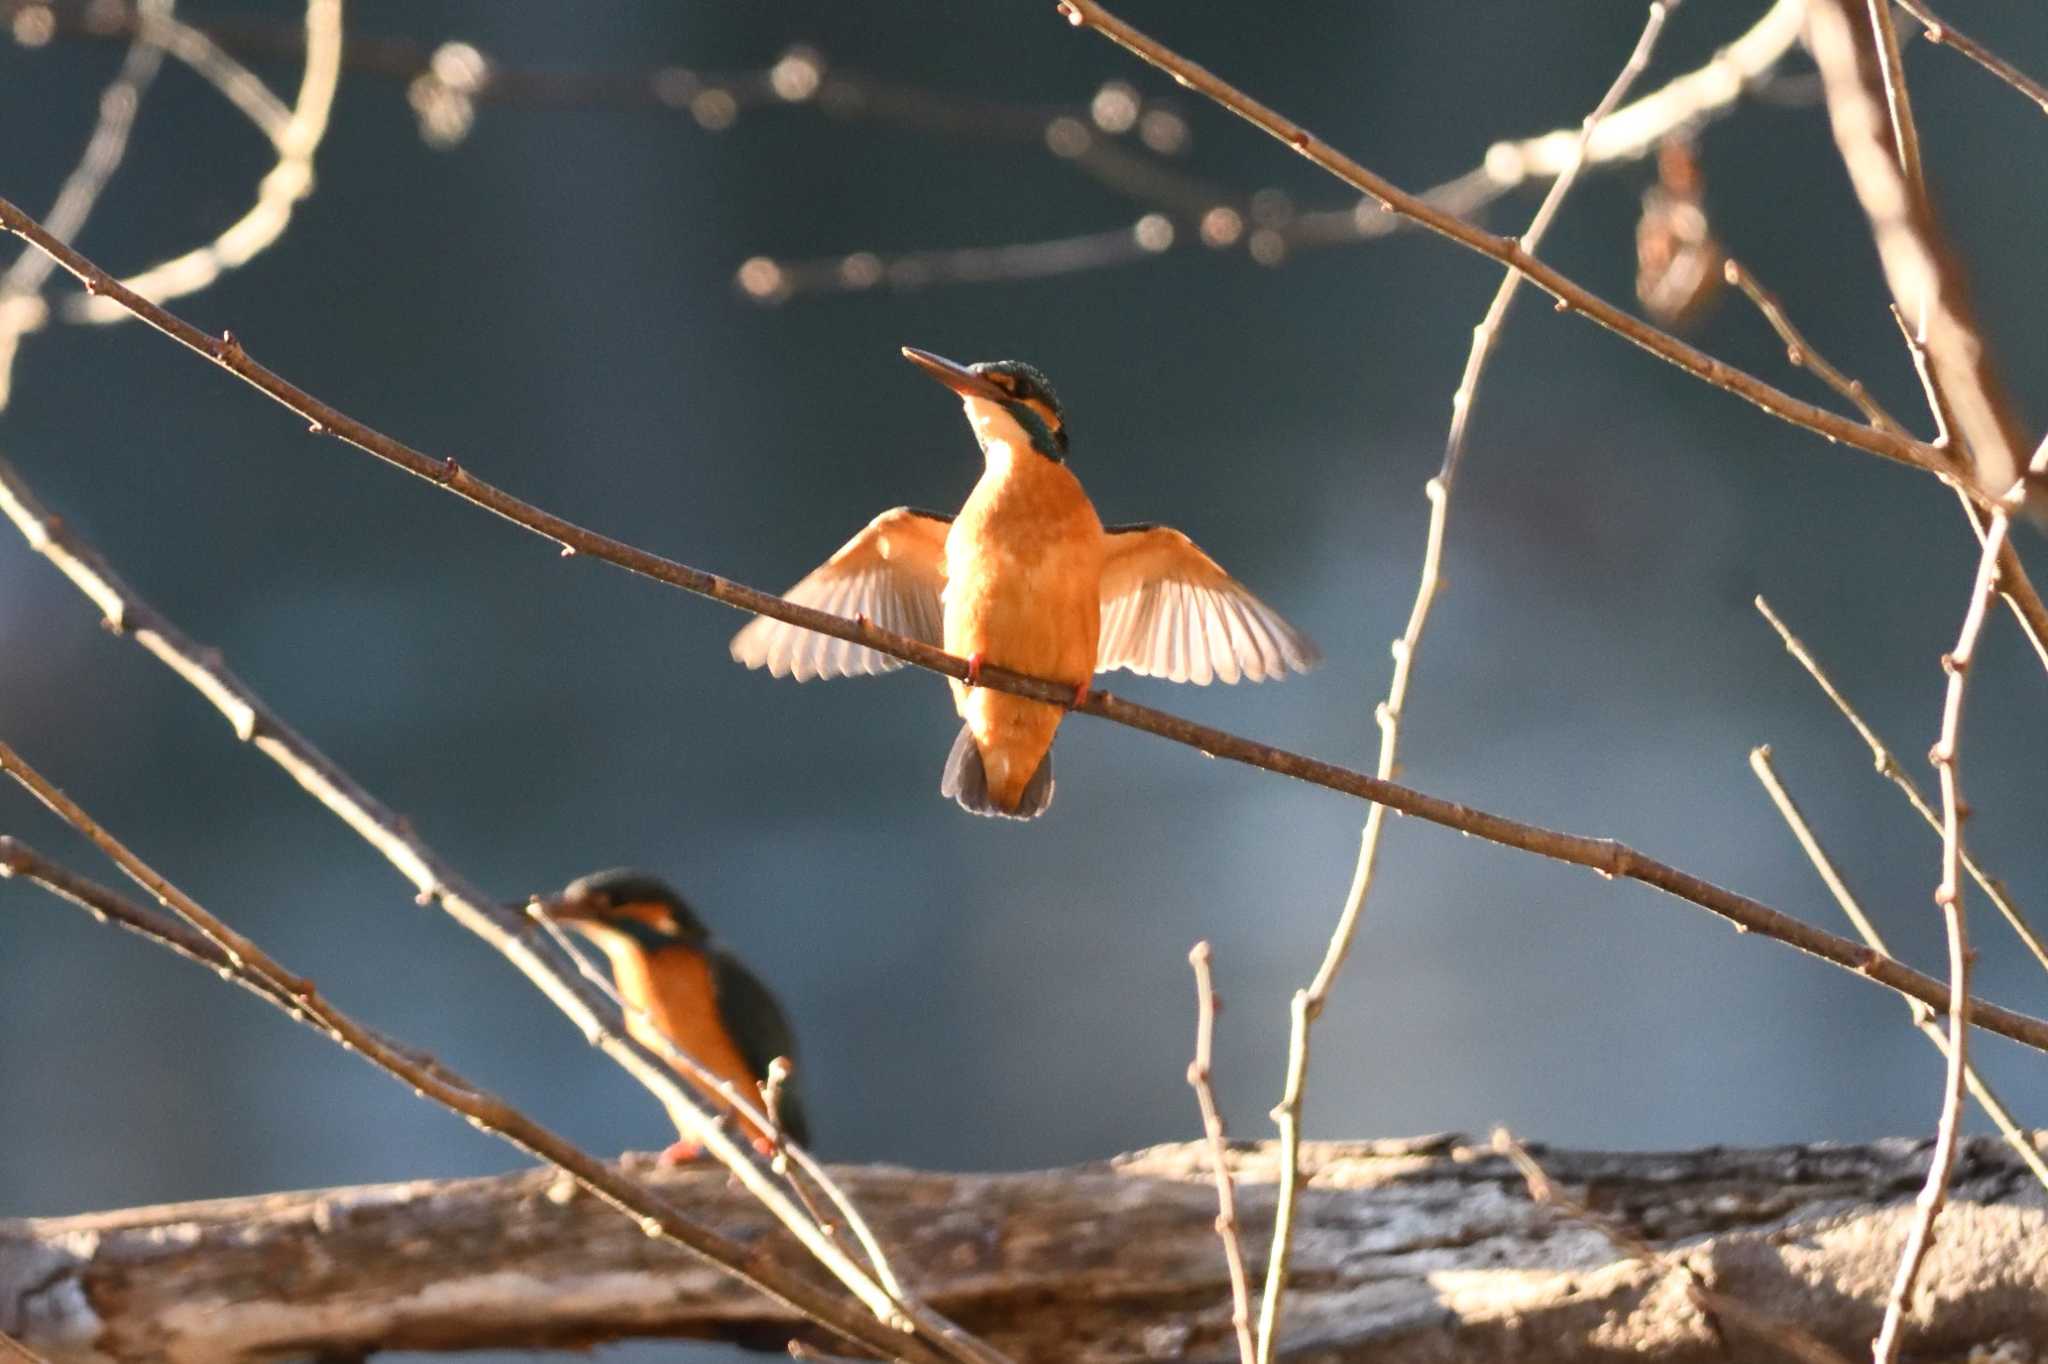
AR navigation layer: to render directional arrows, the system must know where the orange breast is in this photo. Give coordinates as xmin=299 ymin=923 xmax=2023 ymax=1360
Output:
xmin=612 ymin=946 xmax=773 ymax=1146
xmin=943 ymin=450 xmax=1104 ymax=807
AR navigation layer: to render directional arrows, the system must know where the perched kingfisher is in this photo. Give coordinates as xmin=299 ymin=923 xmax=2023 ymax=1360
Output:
xmin=536 ymin=869 xmax=810 ymax=1161
xmin=731 ymin=347 xmax=1319 ymax=819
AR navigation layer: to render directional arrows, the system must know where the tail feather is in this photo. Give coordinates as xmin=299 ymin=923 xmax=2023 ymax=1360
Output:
xmin=941 ymin=724 xmax=1054 ymax=820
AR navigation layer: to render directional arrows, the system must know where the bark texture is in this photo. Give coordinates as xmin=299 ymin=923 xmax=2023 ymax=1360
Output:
xmin=3 ymin=1135 xmax=2045 ymax=1363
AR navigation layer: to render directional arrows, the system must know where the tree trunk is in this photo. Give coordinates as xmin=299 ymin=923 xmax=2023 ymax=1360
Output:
xmin=3 ymin=1134 xmax=2044 ymax=1362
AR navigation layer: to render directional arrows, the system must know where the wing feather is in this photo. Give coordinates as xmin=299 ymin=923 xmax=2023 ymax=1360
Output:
xmin=731 ymin=508 xmax=951 ymax=681
xmin=1096 ymin=526 xmax=1319 ymax=684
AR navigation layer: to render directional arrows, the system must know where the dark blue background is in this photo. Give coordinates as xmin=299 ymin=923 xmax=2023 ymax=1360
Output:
xmin=5 ymin=4 xmax=2045 ymax=1359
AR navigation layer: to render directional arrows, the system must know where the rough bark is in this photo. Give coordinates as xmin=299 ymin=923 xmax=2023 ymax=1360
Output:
xmin=3 ymin=1135 xmax=2044 ymax=1363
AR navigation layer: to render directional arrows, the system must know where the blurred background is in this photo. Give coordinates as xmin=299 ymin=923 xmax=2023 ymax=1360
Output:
xmin=3 ymin=2 xmax=2046 ymax=1358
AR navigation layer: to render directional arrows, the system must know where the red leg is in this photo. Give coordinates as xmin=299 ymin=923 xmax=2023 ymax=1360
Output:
xmin=965 ymin=651 xmax=986 ymax=686
xmin=656 ymin=1138 xmax=705 ymax=1166
xmin=1070 ymin=680 xmax=1091 ymax=709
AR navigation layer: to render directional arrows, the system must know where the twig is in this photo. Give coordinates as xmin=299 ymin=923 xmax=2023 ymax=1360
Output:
xmin=1722 ymin=259 xmax=1907 ymax=435
xmin=1804 ymin=0 xmax=2024 ymax=503
xmin=0 ymin=0 xmax=167 ymax=408
xmin=1492 ymin=1129 xmax=1855 ymax=1364
xmin=0 ymin=458 xmax=1003 ymax=1359
xmin=1891 ymin=0 xmax=2048 ymax=117
xmin=0 ymin=458 xmax=989 ymax=1364
xmin=1746 ymin=749 xmax=2048 ymax=1192
xmin=1257 ymin=7 xmax=1679 ymax=1355
xmin=66 ymin=0 xmax=340 ymax=326
xmin=0 ymin=753 xmax=943 ymax=1364
xmin=1185 ymin=942 xmax=1256 ymax=1364
xmin=1870 ymin=511 xmax=2006 ymax=1364
xmin=0 ymin=266 xmax=2044 ymax=1062
xmin=1045 ymin=1 xmax=1968 ymax=495
xmin=0 ymin=835 xmax=479 ymax=1095
xmin=1754 ymin=596 xmax=2048 ymax=977
xmin=1725 ymin=263 xmax=2048 ymax=673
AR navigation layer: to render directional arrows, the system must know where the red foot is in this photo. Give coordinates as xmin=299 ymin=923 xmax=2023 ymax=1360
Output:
xmin=966 ymin=651 xmax=986 ymax=686
xmin=1069 ymin=680 xmax=1091 ymax=710
xmin=656 ymin=1139 xmax=705 ymax=1167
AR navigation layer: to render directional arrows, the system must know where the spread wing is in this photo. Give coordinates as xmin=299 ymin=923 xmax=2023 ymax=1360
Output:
xmin=730 ymin=507 xmax=951 ymax=681
xmin=710 ymin=950 xmax=811 ymax=1148
xmin=1096 ymin=524 xmax=1319 ymax=685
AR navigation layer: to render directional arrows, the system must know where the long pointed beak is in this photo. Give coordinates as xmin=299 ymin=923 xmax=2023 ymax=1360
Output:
xmin=902 ymin=346 xmax=1006 ymax=402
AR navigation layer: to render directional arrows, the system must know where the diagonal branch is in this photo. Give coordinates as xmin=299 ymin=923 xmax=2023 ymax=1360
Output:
xmin=1754 ymin=596 xmax=2048 ymax=977
xmin=1044 ymin=1 xmax=1970 ymax=497
xmin=0 ymin=767 xmax=946 ymax=1364
xmin=1890 ymin=0 xmax=2048 ymax=118
xmin=2 ymin=214 xmax=2047 ymax=1061
xmin=1745 ymin=750 xmax=2048 ymax=1193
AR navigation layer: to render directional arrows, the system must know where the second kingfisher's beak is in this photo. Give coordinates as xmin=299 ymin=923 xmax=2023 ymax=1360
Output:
xmin=528 ymin=891 xmax=591 ymax=924
xmin=902 ymin=346 xmax=1006 ymax=402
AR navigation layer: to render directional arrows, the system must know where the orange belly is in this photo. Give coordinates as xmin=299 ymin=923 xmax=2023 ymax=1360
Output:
xmin=943 ymin=451 xmax=1104 ymax=810
xmin=613 ymin=947 xmax=774 ymax=1149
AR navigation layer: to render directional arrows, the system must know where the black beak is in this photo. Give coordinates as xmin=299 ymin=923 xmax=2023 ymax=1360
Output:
xmin=902 ymin=346 xmax=1006 ymax=402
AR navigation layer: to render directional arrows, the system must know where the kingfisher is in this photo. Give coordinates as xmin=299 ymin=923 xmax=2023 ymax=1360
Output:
xmin=731 ymin=346 xmax=1318 ymax=819
xmin=536 ymin=869 xmax=810 ymax=1161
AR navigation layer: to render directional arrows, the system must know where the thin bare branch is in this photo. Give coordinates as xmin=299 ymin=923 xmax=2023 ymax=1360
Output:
xmin=1869 ymin=511 xmax=2006 ymax=1364
xmin=1258 ymin=7 xmax=1679 ymax=1354
xmin=66 ymin=0 xmax=340 ymax=326
xmin=1724 ymin=265 xmax=2048 ymax=672
xmin=0 ymin=0 xmax=167 ymax=408
xmin=1723 ymin=258 xmax=1908 ymax=435
xmin=0 ymin=463 xmax=987 ymax=1363
xmin=1754 ymin=596 xmax=2048 ymax=976
xmin=1746 ymin=748 xmax=2048 ymax=1193
xmin=1046 ymin=1 xmax=1969 ymax=496
xmin=0 ymin=1329 xmax=51 ymax=1364
xmin=0 ymin=229 xmax=2044 ymax=1061
xmin=1185 ymin=942 xmax=1256 ymax=1364
xmin=1891 ymin=0 xmax=2048 ymax=117
xmin=1805 ymin=0 xmax=2025 ymax=503
xmin=0 ymin=751 xmax=944 ymax=1364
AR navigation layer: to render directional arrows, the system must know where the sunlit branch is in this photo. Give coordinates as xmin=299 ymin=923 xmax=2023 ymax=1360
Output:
xmin=3 ymin=201 xmax=2047 ymax=1065
xmin=1890 ymin=0 xmax=2048 ymax=118
xmin=1754 ymin=597 xmax=2048 ymax=977
xmin=1745 ymin=750 xmax=2048 ymax=1193
xmin=1048 ymin=0 xmax=1971 ymax=498
xmin=0 ymin=829 xmax=944 ymax=1364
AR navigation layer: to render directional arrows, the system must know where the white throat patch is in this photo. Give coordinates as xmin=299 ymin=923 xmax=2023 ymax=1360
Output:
xmin=962 ymin=395 xmax=1036 ymax=462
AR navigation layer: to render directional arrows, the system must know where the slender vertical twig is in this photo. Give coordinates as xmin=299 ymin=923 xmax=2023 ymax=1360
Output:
xmin=1255 ymin=8 xmax=1678 ymax=1355
xmin=1747 ymin=748 xmax=2048 ymax=1192
xmin=1754 ymin=597 xmax=2048 ymax=976
xmin=1185 ymin=942 xmax=1256 ymax=1364
xmin=1871 ymin=511 xmax=2007 ymax=1364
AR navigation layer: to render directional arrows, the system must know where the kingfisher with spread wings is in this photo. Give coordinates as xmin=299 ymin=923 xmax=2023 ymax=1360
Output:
xmin=732 ymin=347 xmax=1319 ymax=820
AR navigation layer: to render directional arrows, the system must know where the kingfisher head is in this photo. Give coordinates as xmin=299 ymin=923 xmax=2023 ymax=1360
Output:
xmin=538 ymin=868 xmax=710 ymax=955
xmin=903 ymin=346 xmax=1069 ymax=462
